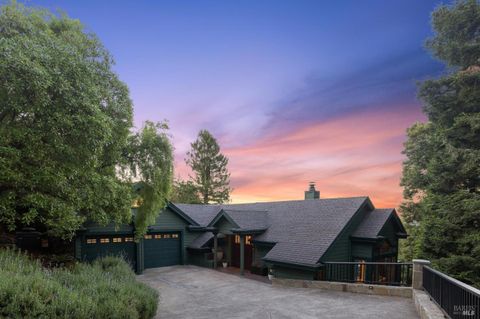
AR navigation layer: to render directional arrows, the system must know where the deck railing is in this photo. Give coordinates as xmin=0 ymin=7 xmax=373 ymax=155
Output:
xmin=322 ymin=262 xmax=413 ymax=287
xmin=423 ymin=266 xmax=480 ymax=319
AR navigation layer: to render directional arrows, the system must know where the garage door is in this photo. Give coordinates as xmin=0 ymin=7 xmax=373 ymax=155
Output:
xmin=144 ymin=232 xmax=181 ymax=269
xmin=83 ymin=235 xmax=136 ymax=270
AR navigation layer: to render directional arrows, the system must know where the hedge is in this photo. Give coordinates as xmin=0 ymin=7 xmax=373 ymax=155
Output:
xmin=0 ymin=249 xmax=158 ymax=319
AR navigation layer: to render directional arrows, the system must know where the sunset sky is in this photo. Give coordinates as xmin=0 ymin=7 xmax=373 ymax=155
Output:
xmin=28 ymin=0 xmax=445 ymax=207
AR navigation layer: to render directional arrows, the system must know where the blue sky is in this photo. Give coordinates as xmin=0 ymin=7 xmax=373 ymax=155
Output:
xmin=22 ymin=0 xmax=446 ymax=205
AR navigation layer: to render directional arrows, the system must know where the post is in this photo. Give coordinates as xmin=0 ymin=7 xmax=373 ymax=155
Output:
xmin=412 ymin=259 xmax=430 ymax=290
xmin=213 ymin=233 xmax=218 ymax=269
xmin=240 ymin=234 xmax=245 ymax=276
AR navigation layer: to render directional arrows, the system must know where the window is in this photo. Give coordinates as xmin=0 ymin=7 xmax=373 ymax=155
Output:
xmin=124 ymin=237 xmax=134 ymax=242
xmin=163 ymin=234 xmax=171 ymax=238
xmin=86 ymin=238 xmax=97 ymax=244
xmin=234 ymin=235 xmax=241 ymax=244
xmin=144 ymin=235 xmax=152 ymax=240
xmin=113 ymin=237 xmax=122 ymax=243
xmin=245 ymin=235 xmax=252 ymax=245
xmin=172 ymin=234 xmax=179 ymax=238
xmin=100 ymin=238 xmax=110 ymax=244
xmin=154 ymin=234 xmax=162 ymax=239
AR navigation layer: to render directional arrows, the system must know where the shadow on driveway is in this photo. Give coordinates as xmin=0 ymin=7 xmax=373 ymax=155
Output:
xmin=137 ymin=265 xmax=418 ymax=319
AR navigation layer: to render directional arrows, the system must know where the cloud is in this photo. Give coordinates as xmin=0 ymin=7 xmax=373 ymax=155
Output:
xmin=223 ymin=104 xmax=424 ymax=207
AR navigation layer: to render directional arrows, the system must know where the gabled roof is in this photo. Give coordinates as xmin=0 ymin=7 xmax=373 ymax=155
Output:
xmin=172 ymin=197 xmax=371 ymax=267
xmin=208 ymin=209 xmax=269 ymax=231
xmin=351 ymin=209 xmax=394 ymax=239
xmin=188 ymin=232 xmax=214 ymax=249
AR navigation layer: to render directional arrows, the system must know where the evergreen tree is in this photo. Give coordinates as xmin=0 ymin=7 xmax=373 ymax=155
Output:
xmin=170 ymin=179 xmax=202 ymax=204
xmin=185 ymin=130 xmax=231 ymax=204
xmin=401 ymin=0 xmax=480 ymax=286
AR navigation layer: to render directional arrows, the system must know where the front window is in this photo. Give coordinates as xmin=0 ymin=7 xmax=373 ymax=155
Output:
xmin=234 ymin=235 xmax=241 ymax=244
xmin=245 ymin=235 xmax=252 ymax=245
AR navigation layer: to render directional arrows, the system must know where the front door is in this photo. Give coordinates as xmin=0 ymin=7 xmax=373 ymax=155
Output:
xmin=231 ymin=235 xmax=252 ymax=270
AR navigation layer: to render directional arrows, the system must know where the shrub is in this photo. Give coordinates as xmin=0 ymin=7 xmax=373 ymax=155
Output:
xmin=0 ymin=249 xmax=158 ymax=319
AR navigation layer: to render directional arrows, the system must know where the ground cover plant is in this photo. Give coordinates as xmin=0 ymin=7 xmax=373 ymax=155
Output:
xmin=0 ymin=249 xmax=158 ymax=319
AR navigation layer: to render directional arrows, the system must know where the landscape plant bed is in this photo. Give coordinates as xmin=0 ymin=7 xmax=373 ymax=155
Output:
xmin=0 ymin=249 xmax=158 ymax=319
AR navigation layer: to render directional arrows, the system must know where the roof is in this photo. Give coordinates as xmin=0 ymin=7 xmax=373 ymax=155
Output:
xmin=188 ymin=232 xmax=214 ymax=249
xmin=173 ymin=197 xmax=370 ymax=266
xmin=352 ymin=209 xmax=394 ymax=239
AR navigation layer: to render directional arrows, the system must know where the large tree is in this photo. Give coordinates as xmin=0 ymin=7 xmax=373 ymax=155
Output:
xmin=400 ymin=0 xmax=480 ymax=286
xmin=124 ymin=121 xmax=174 ymax=238
xmin=0 ymin=3 xmax=134 ymax=239
xmin=185 ymin=130 xmax=231 ymax=204
xmin=170 ymin=179 xmax=202 ymax=204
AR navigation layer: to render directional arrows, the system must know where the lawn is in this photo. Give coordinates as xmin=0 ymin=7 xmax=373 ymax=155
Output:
xmin=0 ymin=249 xmax=158 ymax=319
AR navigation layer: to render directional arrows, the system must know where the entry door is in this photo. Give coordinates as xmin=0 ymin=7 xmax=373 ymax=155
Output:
xmin=231 ymin=235 xmax=252 ymax=270
xmin=144 ymin=232 xmax=181 ymax=269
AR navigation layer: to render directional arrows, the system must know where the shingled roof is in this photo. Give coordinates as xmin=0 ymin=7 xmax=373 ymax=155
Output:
xmin=174 ymin=197 xmax=371 ymax=266
xmin=352 ymin=208 xmax=394 ymax=239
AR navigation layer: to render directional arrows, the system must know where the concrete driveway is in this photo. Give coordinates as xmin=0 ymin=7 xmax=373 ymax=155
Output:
xmin=137 ymin=265 xmax=418 ymax=319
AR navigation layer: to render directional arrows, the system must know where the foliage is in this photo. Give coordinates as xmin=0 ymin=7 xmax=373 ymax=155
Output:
xmin=0 ymin=249 xmax=158 ymax=319
xmin=0 ymin=2 xmax=133 ymax=238
xmin=170 ymin=179 xmax=202 ymax=204
xmin=400 ymin=0 xmax=480 ymax=287
xmin=125 ymin=121 xmax=174 ymax=238
xmin=185 ymin=130 xmax=231 ymax=204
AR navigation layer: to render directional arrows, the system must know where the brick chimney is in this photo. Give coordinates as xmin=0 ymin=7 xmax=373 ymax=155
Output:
xmin=305 ymin=182 xmax=320 ymax=200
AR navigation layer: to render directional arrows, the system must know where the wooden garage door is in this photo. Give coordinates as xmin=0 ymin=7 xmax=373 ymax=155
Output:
xmin=83 ymin=235 xmax=136 ymax=269
xmin=144 ymin=232 xmax=181 ymax=269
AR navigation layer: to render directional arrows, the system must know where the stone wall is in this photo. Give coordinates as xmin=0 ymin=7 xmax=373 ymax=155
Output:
xmin=271 ymin=278 xmax=412 ymax=298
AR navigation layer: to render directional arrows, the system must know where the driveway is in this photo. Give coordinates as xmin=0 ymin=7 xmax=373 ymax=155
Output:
xmin=137 ymin=265 xmax=419 ymax=319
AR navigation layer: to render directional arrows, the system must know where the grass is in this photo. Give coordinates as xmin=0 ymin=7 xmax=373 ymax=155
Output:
xmin=0 ymin=249 xmax=158 ymax=319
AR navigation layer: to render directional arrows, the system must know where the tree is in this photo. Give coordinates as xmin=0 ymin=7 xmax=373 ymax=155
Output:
xmin=400 ymin=0 xmax=480 ymax=286
xmin=170 ymin=179 xmax=202 ymax=204
xmin=185 ymin=130 xmax=231 ymax=204
xmin=0 ymin=3 xmax=133 ymax=239
xmin=124 ymin=121 xmax=174 ymax=238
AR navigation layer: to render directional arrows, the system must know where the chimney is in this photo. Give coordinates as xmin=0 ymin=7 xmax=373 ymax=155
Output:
xmin=305 ymin=182 xmax=320 ymax=200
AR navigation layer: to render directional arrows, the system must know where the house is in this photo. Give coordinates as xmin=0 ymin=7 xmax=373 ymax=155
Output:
xmin=75 ymin=183 xmax=407 ymax=280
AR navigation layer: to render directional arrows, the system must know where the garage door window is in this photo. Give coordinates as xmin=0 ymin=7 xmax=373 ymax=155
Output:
xmin=100 ymin=238 xmax=110 ymax=243
xmin=113 ymin=237 xmax=122 ymax=243
xmin=125 ymin=237 xmax=134 ymax=242
xmin=86 ymin=238 xmax=97 ymax=244
xmin=154 ymin=234 xmax=162 ymax=239
xmin=164 ymin=234 xmax=171 ymax=238
xmin=144 ymin=235 xmax=152 ymax=240
xmin=172 ymin=234 xmax=179 ymax=238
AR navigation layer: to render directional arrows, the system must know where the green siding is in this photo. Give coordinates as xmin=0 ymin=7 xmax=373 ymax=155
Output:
xmin=273 ymin=266 xmax=315 ymax=280
xmin=215 ymin=216 xmax=235 ymax=234
xmin=321 ymin=203 xmax=371 ymax=262
xmin=351 ymin=242 xmax=373 ymax=260
xmin=253 ymin=244 xmax=272 ymax=266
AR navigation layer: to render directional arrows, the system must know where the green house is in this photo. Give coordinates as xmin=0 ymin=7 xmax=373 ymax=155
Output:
xmin=75 ymin=184 xmax=407 ymax=280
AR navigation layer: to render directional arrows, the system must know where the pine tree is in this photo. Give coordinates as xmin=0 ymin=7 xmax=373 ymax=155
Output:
xmin=186 ymin=130 xmax=231 ymax=204
xmin=400 ymin=0 xmax=480 ymax=286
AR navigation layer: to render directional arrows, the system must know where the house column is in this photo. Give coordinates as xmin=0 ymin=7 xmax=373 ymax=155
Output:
xmin=240 ymin=234 xmax=245 ymax=276
xmin=213 ymin=232 xmax=218 ymax=269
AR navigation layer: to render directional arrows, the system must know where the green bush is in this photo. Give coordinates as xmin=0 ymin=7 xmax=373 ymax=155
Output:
xmin=0 ymin=249 xmax=158 ymax=319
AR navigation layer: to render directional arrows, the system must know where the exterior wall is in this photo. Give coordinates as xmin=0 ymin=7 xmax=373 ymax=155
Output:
xmin=351 ymin=242 xmax=373 ymax=261
xmin=253 ymin=243 xmax=272 ymax=266
xmin=273 ymin=266 xmax=316 ymax=280
xmin=321 ymin=203 xmax=371 ymax=262
xmin=375 ymin=217 xmax=399 ymax=261
xmin=215 ymin=216 xmax=235 ymax=234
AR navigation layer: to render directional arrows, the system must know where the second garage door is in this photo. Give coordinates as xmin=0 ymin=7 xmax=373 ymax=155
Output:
xmin=144 ymin=232 xmax=181 ymax=269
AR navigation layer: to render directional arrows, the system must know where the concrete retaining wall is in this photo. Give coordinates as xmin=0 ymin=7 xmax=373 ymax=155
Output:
xmin=271 ymin=278 xmax=412 ymax=298
xmin=413 ymin=289 xmax=445 ymax=319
